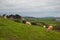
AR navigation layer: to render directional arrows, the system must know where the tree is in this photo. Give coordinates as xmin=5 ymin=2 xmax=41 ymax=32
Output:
xmin=14 ymin=14 xmax=21 ymax=19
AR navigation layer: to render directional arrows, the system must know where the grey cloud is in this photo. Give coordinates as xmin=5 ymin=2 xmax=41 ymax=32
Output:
xmin=0 ymin=0 xmax=60 ymax=17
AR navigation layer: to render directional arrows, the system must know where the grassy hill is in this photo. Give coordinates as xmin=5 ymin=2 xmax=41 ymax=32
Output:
xmin=0 ymin=18 xmax=60 ymax=40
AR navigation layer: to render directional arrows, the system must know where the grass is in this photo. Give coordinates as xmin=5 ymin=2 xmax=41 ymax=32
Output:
xmin=0 ymin=18 xmax=60 ymax=40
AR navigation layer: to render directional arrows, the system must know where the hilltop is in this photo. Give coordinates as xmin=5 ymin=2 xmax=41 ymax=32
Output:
xmin=0 ymin=18 xmax=60 ymax=40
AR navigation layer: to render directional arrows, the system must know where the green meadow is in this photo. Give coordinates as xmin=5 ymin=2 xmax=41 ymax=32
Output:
xmin=0 ymin=18 xmax=60 ymax=40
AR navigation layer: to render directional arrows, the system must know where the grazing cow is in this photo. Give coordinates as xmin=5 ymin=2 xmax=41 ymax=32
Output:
xmin=55 ymin=26 xmax=60 ymax=32
xmin=26 ymin=21 xmax=31 ymax=25
xmin=22 ymin=20 xmax=26 ymax=23
xmin=2 ymin=14 xmax=7 ymax=19
xmin=3 ymin=15 xmax=7 ymax=19
xmin=31 ymin=22 xmax=37 ymax=25
xmin=47 ymin=24 xmax=53 ymax=32
xmin=22 ymin=19 xmax=31 ymax=25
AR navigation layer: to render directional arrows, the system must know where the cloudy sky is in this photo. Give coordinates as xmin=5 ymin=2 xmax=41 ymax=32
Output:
xmin=0 ymin=0 xmax=60 ymax=17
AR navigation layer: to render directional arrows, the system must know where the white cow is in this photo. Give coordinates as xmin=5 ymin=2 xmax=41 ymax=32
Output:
xmin=4 ymin=15 xmax=7 ymax=19
xmin=26 ymin=21 xmax=31 ymax=25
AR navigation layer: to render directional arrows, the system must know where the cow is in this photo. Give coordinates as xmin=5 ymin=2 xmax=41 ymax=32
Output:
xmin=22 ymin=19 xmax=31 ymax=25
xmin=2 ymin=14 xmax=7 ymax=19
xmin=47 ymin=24 xmax=53 ymax=32
xmin=55 ymin=26 xmax=60 ymax=32
xmin=26 ymin=21 xmax=31 ymax=25
xmin=31 ymin=22 xmax=37 ymax=25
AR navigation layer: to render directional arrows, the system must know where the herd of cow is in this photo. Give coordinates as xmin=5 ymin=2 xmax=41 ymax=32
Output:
xmin=2 ymin=14 xmax=55 ymax=32
xmin=22 ymin=19 xmax=53 ymax=32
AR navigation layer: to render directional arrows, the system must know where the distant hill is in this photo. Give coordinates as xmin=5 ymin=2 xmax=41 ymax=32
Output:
xmin=21 ymin=16 xmax=60 ymax=22
xmin=23 ymin=16 xmax=60 ymax=19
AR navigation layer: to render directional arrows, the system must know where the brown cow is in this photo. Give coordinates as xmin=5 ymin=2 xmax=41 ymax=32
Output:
xmin=47 ymin=24 xmax=53 ymax=32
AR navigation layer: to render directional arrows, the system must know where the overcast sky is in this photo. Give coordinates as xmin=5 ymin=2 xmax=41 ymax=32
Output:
xmin=0 ymin=0 xmax=60 ymax=17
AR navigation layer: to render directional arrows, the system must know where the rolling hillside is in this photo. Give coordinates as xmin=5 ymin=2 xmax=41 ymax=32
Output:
xmin=0 ymin=18 xmax=60 ymax=40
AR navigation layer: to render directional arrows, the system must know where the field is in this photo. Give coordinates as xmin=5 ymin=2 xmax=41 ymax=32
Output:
xmin=0 ymin=18 xmax=60 ymax=40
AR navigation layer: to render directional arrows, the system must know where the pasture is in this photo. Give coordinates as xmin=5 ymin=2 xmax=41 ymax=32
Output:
xmin=0 ymin=18 xmax=60 ymax=40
